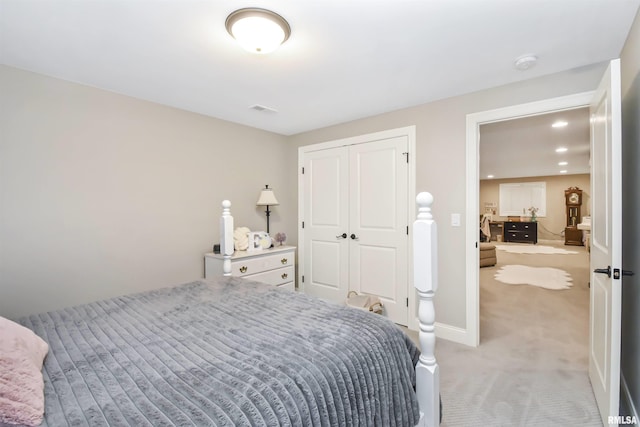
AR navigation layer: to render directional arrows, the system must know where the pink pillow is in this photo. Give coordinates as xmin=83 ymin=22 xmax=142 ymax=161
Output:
xmin=0 ymin=316 xmax=48 ymax=426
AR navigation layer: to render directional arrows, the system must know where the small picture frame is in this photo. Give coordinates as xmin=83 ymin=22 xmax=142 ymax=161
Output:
xmin=247 ymin=231 xmax=271 ymax=251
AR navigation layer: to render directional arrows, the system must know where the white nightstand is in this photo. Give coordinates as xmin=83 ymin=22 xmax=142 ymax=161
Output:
xmin=204 ymin=246 xmax=296 ymax=291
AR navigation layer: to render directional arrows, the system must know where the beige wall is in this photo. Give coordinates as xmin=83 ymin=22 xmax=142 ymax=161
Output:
xmin=287 ymin=64 xmax=607 ymax=330
xmin=480 ymin=174 xmax=590 ymax=241
xmin=0 ymin=65 xmax=292 ymax=319
xmin=0 ymin=61 xmax=610 ymax=331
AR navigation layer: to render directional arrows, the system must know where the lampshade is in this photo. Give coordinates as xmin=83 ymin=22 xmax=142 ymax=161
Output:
xmin=226 ymin=8 xmax=291 ymax=54
xmin=257 ymin=186 xmax=279 ymax=206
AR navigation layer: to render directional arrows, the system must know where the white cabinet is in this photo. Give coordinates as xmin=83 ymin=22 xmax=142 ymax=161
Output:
xmin=204 ymin=246 xmax=296 ymax=291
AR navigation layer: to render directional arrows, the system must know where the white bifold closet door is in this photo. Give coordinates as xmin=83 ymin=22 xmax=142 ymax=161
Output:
xmin=301 ymin=136 xmax=409 ymax=325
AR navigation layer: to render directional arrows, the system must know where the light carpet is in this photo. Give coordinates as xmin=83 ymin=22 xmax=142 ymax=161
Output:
xmin=494 ymin=264 xmax=574 ymax=290
xmin=402 ymin=240 xmax=600 ymax=426
xmin=495 ymin=244 xmax=579 ymax=255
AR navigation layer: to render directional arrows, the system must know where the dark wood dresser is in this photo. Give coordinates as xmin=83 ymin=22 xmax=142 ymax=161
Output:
xmin=504 ymin=221 xmax=538 ymax=244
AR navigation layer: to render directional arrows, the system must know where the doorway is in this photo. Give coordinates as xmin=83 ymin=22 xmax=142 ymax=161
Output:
xmin=477 ymin=107 xmax=592 ymax=339
xmin=467 ymin=60 xmax=622 ymax=425
xmin=465 ymin=92 xmax=594 ymax=347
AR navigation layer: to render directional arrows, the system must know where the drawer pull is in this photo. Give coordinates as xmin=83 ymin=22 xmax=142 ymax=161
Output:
xmin=281 ymin=273 xmax=288 ymax=279
xmin=239 ymin=266 xmax=248 ymax=273
xmin=281 ymin=258 xmax=288 ymax=265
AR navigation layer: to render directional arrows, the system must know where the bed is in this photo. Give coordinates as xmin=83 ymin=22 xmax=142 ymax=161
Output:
xmin=2 ymin=194 xmax=439 ymax=427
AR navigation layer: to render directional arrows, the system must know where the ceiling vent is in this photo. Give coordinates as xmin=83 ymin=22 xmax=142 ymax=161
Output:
xmin=249 ymin=104 xmax=278 ymax=113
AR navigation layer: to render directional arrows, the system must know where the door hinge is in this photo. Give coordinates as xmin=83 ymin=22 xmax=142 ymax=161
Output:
xmin=301 ymin=166 xmax=305 ymax=174
xmin=406 ymin=298 xmax=409 ymax=307
xmin=302 ymin=275 xmax=305 ymax=283
xmin=406 ymin=226 xmax=409 ymax=235
xmin=302 ymin=221 xmax=305 ymax=229
xmin=402 ymin=152 xmax=409 ymax=163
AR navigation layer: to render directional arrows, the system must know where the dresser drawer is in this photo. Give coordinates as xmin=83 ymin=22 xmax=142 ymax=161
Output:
xmin=231 ymin=252 xmax=293 ymax=277
xmin=245 ymin=266 xmax=294 ymax=287
xmin=506 ymin=231 xmax=534 ymax=240
xmin=204 ymin=246 xmax=296 ymax=289
xmin=505 ymin=222 xmax=535 ymax=231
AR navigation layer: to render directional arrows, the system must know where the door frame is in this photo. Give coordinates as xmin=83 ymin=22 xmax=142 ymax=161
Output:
xmin=297 ymin=125 xmax=417 ymax=327
xmin=464 ymin=92 xmax=594 ymax=347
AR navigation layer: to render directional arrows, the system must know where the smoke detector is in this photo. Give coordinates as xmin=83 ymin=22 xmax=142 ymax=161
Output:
xmin=514 ymin=54 xmax=538 ymax=71
xmin=249 ymin=104 xmax=278 ymax=113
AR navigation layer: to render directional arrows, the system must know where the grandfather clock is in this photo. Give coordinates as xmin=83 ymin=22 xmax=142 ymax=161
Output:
xmin=564 ymin=187 xmax=583 ymax=246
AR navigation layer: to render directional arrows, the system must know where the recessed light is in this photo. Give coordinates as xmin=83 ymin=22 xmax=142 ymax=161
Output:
xmin=556 ymin=147 xmax=568 ymax=153
xmin=487 ymin=175 xmax=494 ymax=179
xmin=558 ymin=161 xmax=568 ymax=166
xmin=552 ymin=121 xmax=568 ymax=128
xmin=560 ymin=170 xmax=568 ymax=174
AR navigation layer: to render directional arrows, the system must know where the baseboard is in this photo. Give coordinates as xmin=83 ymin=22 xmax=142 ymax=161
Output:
xmin=621 ymin=373 xmax=639 ymax=419
xmin=435 ymin=322 xmax=475 ymax=346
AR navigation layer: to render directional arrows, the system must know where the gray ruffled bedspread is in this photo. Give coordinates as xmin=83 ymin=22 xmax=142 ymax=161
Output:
xmin=19 ymin=278 xmax=420 ymax=426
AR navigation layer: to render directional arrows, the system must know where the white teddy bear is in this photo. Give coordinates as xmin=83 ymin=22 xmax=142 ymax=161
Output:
xmin=233 ymin=227 xmax=251 ymax=251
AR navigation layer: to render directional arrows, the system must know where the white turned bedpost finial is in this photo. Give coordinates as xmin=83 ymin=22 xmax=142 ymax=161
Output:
xmin=413 ymin=192 xmax=439 ymax=427
xmin=220 ymin=200 xmax=234 ymax=276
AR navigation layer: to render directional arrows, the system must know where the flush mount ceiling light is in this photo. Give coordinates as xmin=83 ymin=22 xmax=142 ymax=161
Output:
xmin=514 ymin=54 xmax=538 ymax=71
xmin=556 ymin=147 xmax=568 ymax=153
xmin=226 ymin=8 xmax=291 ymax=54
xmin=552 ymin=121 xmax=569 ymax=128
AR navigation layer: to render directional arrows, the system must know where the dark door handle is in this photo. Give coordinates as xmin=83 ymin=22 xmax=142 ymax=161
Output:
xmin=350 ymin=234 xmax=359 ymax=240
xmin=594 ymin=266 xmax=611 ymax=278
xmin=336 ymin=233 xmax=347 ymax=239
xmin=622 ymin=270 xmax=635 ymax=276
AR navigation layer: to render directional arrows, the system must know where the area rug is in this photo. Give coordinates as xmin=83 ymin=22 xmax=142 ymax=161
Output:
xmin=494 ymin=264 xmax=573 ymax=290
xmin=495 ymin=244 xmax=579 ymax=255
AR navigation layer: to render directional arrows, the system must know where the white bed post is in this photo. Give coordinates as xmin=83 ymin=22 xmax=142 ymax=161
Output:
xmin=220 ymin=200 xmax=234 ymax=276
xmin=413 ymin=192 xmax=440 ymax=427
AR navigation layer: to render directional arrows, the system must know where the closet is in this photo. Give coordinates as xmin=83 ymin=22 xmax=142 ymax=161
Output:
xmin=298 ymin=127 xmax=414 ymax=325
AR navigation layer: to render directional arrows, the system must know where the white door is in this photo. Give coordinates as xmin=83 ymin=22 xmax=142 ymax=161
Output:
xmin=300 ymin=134 xmax=410 ymax=325
xmin=302 ymin=147 xmax=350 ymax=303
xmin=589 ymin=59 xmax=622 ymax=426
xmin=349 ymin=137 xmax=408 ymax=324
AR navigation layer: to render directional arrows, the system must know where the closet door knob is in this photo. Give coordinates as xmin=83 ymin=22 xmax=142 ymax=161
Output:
xmin=337 ymin=233 xmax=347 ymax=239
xmin=350 ymin=234 xmax=359 ymax=240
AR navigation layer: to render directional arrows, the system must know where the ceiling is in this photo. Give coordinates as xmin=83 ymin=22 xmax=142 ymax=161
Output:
xmin=1 ymin=0 xmax=639 ymax=136
xmin=480 ymin=108 xmax=590 ymax=180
